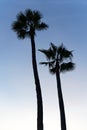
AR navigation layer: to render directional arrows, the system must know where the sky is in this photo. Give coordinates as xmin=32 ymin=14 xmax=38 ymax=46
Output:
xmin=0 ymin=0 xmax=87 ymax=130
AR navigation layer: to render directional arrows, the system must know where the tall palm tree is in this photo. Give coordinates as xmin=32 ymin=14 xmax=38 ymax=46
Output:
xmin=39 ymin=43 xmax=75 ymax=130
xmin=12 ymin=9 xmax=48 ymax=130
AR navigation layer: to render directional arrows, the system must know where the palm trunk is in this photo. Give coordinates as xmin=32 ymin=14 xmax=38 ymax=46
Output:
xmin=30 ymin=35 xmax=43 ymax=130
xmin=56 ymin=61 xmax=67 ymax=130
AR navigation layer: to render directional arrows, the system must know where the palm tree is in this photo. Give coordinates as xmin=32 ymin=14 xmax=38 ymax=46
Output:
xmin=39 ymin=43 xmax=75 ymax=130
xmin=12 ymin=9 xmax=48 ymax=130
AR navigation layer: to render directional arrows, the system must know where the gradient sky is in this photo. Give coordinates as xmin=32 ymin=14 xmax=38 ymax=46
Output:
xmin=0 ymin=0 xmax=87 ymax=130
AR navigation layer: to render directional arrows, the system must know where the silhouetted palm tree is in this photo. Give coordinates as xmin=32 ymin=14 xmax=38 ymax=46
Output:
xmin=39 ymin=43 xmax=75 ymax=130
xmin=12 ymin=9 xmax=48 ymax=130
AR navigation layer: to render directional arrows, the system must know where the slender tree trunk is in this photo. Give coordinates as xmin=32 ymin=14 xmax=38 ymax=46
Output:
xmin=30 ymin=35 xmax=43 ymax=130
xmin=56 ymin=61 xmax=67 ymax=130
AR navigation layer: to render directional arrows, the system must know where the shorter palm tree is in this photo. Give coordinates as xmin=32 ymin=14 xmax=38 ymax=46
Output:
xmin=39 ymin=43 xmax=75 ymax=130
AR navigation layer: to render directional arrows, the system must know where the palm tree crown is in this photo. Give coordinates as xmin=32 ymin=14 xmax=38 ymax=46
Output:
xmin=39 ymin=43 xmax=75 ymax=74
xmin=12 ymin=9 xmax=48 ymax=39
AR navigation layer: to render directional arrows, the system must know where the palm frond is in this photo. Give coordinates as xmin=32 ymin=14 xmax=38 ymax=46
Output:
xmin=33 ymin=10 xmax=43 ymax=21
xmin=12 ymin=12 xmax=28 ymax=39
xmin=57 ymin=43 xmax=63 ymax=54
xmin=12 ymin=21 xmax=21 ymax=31
xmin=61 ymin=49 xmax=73 ymax=59
xmin=36 ymin=22 xmax=48 ymax=30
xmin=39 ymin=49 xmax=52 ymax=60
xmin=39 ymin=43 xmax=57 ymax=60
xmin=39 ymin=61 xmax=49 ymax=65
xmin=16 ymin=12 xmax=27 ymax=23
xmin=25 ymin=9 xmax=33 ymax=21
xmin=12 ymin=21 xmax=27 ymax=39
xmin=50 ymin=43 xmax=57 ymax=58
xmin=48 ymin=60 xmax=56 ymax=69
xmin=17 ymin=29 xmax=27 ymax=39
xmin=57 ymin=43 xmax=73 ymax=62
xmin=49 ymin=67 xmax=56 ymax=74
xmin=40 ymin=60 xmax=55 ymax=65
xmin=60 ymin=62 xmax=75 ymax=73
xmin=51 ymin=43 xmax=57 ymax=52
xmin=40 ymin=61 xmax=56 ymax=74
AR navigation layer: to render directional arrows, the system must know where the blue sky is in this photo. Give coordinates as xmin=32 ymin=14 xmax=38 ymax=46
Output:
xmin=0 ymin=0 xmax=87 ymax=130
